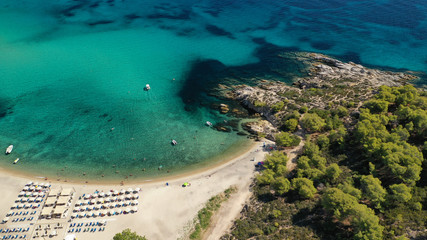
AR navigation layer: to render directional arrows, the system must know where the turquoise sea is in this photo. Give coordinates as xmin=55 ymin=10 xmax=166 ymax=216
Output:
xmin=0 ymin=0 xmax=426 ymax=181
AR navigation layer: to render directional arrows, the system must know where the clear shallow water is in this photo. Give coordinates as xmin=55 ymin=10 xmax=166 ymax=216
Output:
xmin=0 ymin=0 xmax=426 ymax=180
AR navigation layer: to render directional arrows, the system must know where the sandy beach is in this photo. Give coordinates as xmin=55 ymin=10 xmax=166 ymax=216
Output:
xmin=0 ymin=140 xmax=271 ymax=240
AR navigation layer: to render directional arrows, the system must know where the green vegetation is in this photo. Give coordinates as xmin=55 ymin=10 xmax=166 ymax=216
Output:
xmin=113 ymin=229 xmax=147 ymax=240
xmin=275 ymin=131 xmax=301 ymax=147
xmin=301 ymin=113 xmax=326 ymax=132
xmin=227 ymin=85 xmax=427 ymax=240
xmin=189 ymin=187 xmax=236 ymax=240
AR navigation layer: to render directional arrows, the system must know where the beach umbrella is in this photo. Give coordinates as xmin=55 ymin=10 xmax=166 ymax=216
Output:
xmin=71 ymin=213 xmax=77 ymax=218
xmin=7 ymin=211 xmax=13 ymax=216
xmin=118 ymin=196 xmax=125 ymax=201
xmin=29 ymin=186 xmax=35 ymax=191
xmin=75 ymin=201 xmax=82 ymax=206
xmin=131 ymin=207 xmax=137 ymax=212
xmin=85 ymin=194 xmax=91 ymax=200
xmin=94 ymin=211 xmax=100 ymax=216
xmin=105 ymin=192 xmax=111 ymax=197
xmin=92 ymin=194 xmax=98 ymax=198
xmin=112 ymin=196 xmax=118 ymax=202
xmin=100 ymin=220 xmax=106 ymax=225
xmin=90 ymin=199 xmax=96 ymax=204
xmin=109 ymin=203 xmax=115 ymax=209
xmin=18 ymin=204 xmax=24 ymax=209
xmin=12 ymin=203 xmax=18 ymax=209
xmin=112 ymin=190 xmax=118 ymax=196
xmin=120 ymin=189 xmax=126 ymax=195
xmin=99 ymin=192 xmax=105 ymax=197
xmin=132 ymin=200 xmax=138 ymax=205
xmin=84 ymin=200 xmax=90 ymax=205
xmin=134 ymin=188 xmax=141 ymax=193
xmin=34 ymin=182 xmax=39 ymax=186
xmin=125 ymin=208 xmax=131 ymax=213
xmin=19 ymin=191 xmax=25 ymax=196
xmin=109 ymin=210 xmax=115 ymax=215
xmin=26 ymin=181 xmax=33 ymax=186
xmin=126 ymin=188 xmax=133 ymax=194
xmin=74 ymin=207 xmax=80 ymax=212
xmin=105 ymin=197 xmax=111 ymax=202
xmin=23 ymin=186 xmax=30 ymax=191
xmin=124 ymin=194 xmax=131 ymax=200
xmin=122 ymin=202 xmax=127 ymax=207
xmin=133 ymin=194 xmax=139 ymax=199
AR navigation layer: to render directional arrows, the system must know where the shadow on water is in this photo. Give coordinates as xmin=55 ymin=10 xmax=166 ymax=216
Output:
xmin=178 ymin=38 xmax=306 ymax=110
xmin=0 ymin=97 xmax=13 ymax=119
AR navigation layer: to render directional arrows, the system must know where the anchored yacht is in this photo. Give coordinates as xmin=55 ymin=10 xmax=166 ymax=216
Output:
xmin=5 ymin=145 xmax=13 ymax=155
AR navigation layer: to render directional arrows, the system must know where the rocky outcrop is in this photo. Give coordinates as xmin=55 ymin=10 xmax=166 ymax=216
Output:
xmin=242 ymin=120 xmax=279 ymax=140
xmin=214 ymin=52 xmax=419 ymax=137
xmin=293 ymin=53 xmax=417 ymax=89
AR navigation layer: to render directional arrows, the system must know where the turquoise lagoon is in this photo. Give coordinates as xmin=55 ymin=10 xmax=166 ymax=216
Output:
xmin=0 ymin=0 xmax=426 ymax=181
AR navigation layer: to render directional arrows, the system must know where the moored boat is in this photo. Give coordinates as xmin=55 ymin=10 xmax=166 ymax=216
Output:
xmin=171 ymin=139 xmax=177 ymax=146
xmin=144 ymin=84 xmax=151 ymax=91
xmin=13 ymin=158 xmax=20 ymax=164
xmin=5 ymin=145 xmax=13 ymax=155
xmin=206 ymin=121 xmax=213 ymax=127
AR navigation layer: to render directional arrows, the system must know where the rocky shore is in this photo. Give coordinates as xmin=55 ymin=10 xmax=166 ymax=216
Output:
xmin=207 ymin=52 xmax=419 ymax=140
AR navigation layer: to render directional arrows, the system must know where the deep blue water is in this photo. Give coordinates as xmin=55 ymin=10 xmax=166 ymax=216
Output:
xmin=0 ymin=0 xmax=426 ymax=181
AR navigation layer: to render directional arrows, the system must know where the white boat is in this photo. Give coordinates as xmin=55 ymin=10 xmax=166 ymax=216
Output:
xmin=5 ymin=145 xmax=13 ymax=154
xmin=171 ymin=140 xmax=177 ymax=146
xmin=206 ymin=121 xmax=213 ymax=127
xmin=145 ymin=84 xmax=151 ymax=91
xmin=13 ymin=158 xmax=20 ymax=164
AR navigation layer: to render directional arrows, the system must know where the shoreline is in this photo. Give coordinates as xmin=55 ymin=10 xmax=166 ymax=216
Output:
xmin=0 ymin=138 xmax=255 ymax=185
xmin=0 ymin=139 xmax=257 ymax=186
xmin=0 ymin=140 xmax=270 ymax=240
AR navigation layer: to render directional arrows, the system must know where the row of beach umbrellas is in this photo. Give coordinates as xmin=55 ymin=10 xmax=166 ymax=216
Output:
xmin=83 ymin=188 xmax=140 ymax=199
xmin=74 ymin=201 xmax=138 ymax=212
xmin=11 ymin=203 xmax=40 ymax=209
xmin=15 ymin=197 xmax=44 ymax=203
xmin=70 ymin=207 xmax=137 ymax=218
xmin=25 ymin=182 xmax=50 ymax=188
xmin=18 ymin=191 xmax=46 ymax=197
xmin=76 ymin=195 xmax=139 ymax=206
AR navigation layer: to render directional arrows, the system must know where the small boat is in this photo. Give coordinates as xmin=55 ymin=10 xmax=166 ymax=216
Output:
xmin=5 ymin=145 xmax=13 ymax=155
xmin=13 ymin=158 xmax=20 ymax=164
xmin=171 ymin=140 xmax=177 ymax=146
xmin=206 ymin=121 xmax=213 ymax=127
xmin=144 ymin=84 xmax=151 ymax=91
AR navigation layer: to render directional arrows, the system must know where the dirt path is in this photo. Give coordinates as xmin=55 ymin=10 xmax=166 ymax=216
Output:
xmin=285 ymin=128 xmax=305 ymax=172
xmin=201 ymin=141 xmax=273 ymax=240
xmin=200 ymin=132 xmax=305 ymax=240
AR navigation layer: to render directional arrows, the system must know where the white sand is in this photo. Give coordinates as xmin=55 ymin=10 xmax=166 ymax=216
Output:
xmin=0 ymin=140 xmax=271 ymax=240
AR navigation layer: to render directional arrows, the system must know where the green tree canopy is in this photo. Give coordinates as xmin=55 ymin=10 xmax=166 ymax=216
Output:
xmin=338 ymin=182 xmax=362 ymax=200
xmin=284 ymin=118 xmax=298 ymax=132
xmin=114 ymin=229 xmax=147 ymax=240
xmin=275 ymin=132 xmax=301 ymax=147
xmin=325 ymin=163 xmax=342 ymax=182
xmin=301 ymin=113 xmax=326 ymax=132
xmin=351 ymin=204 xmax=384 ymax=240
xmin=360 ymin=175 xmax=386 ymax=209
xmin=291 ymin=178 xmax=317 ymax=199
xmin=272 ymin=177 xmax=291 ymax=195
xmin=363 ymin=99 xmax=389 ymax=114
xmin=389 ymin=183 xmax=412 ymax=203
